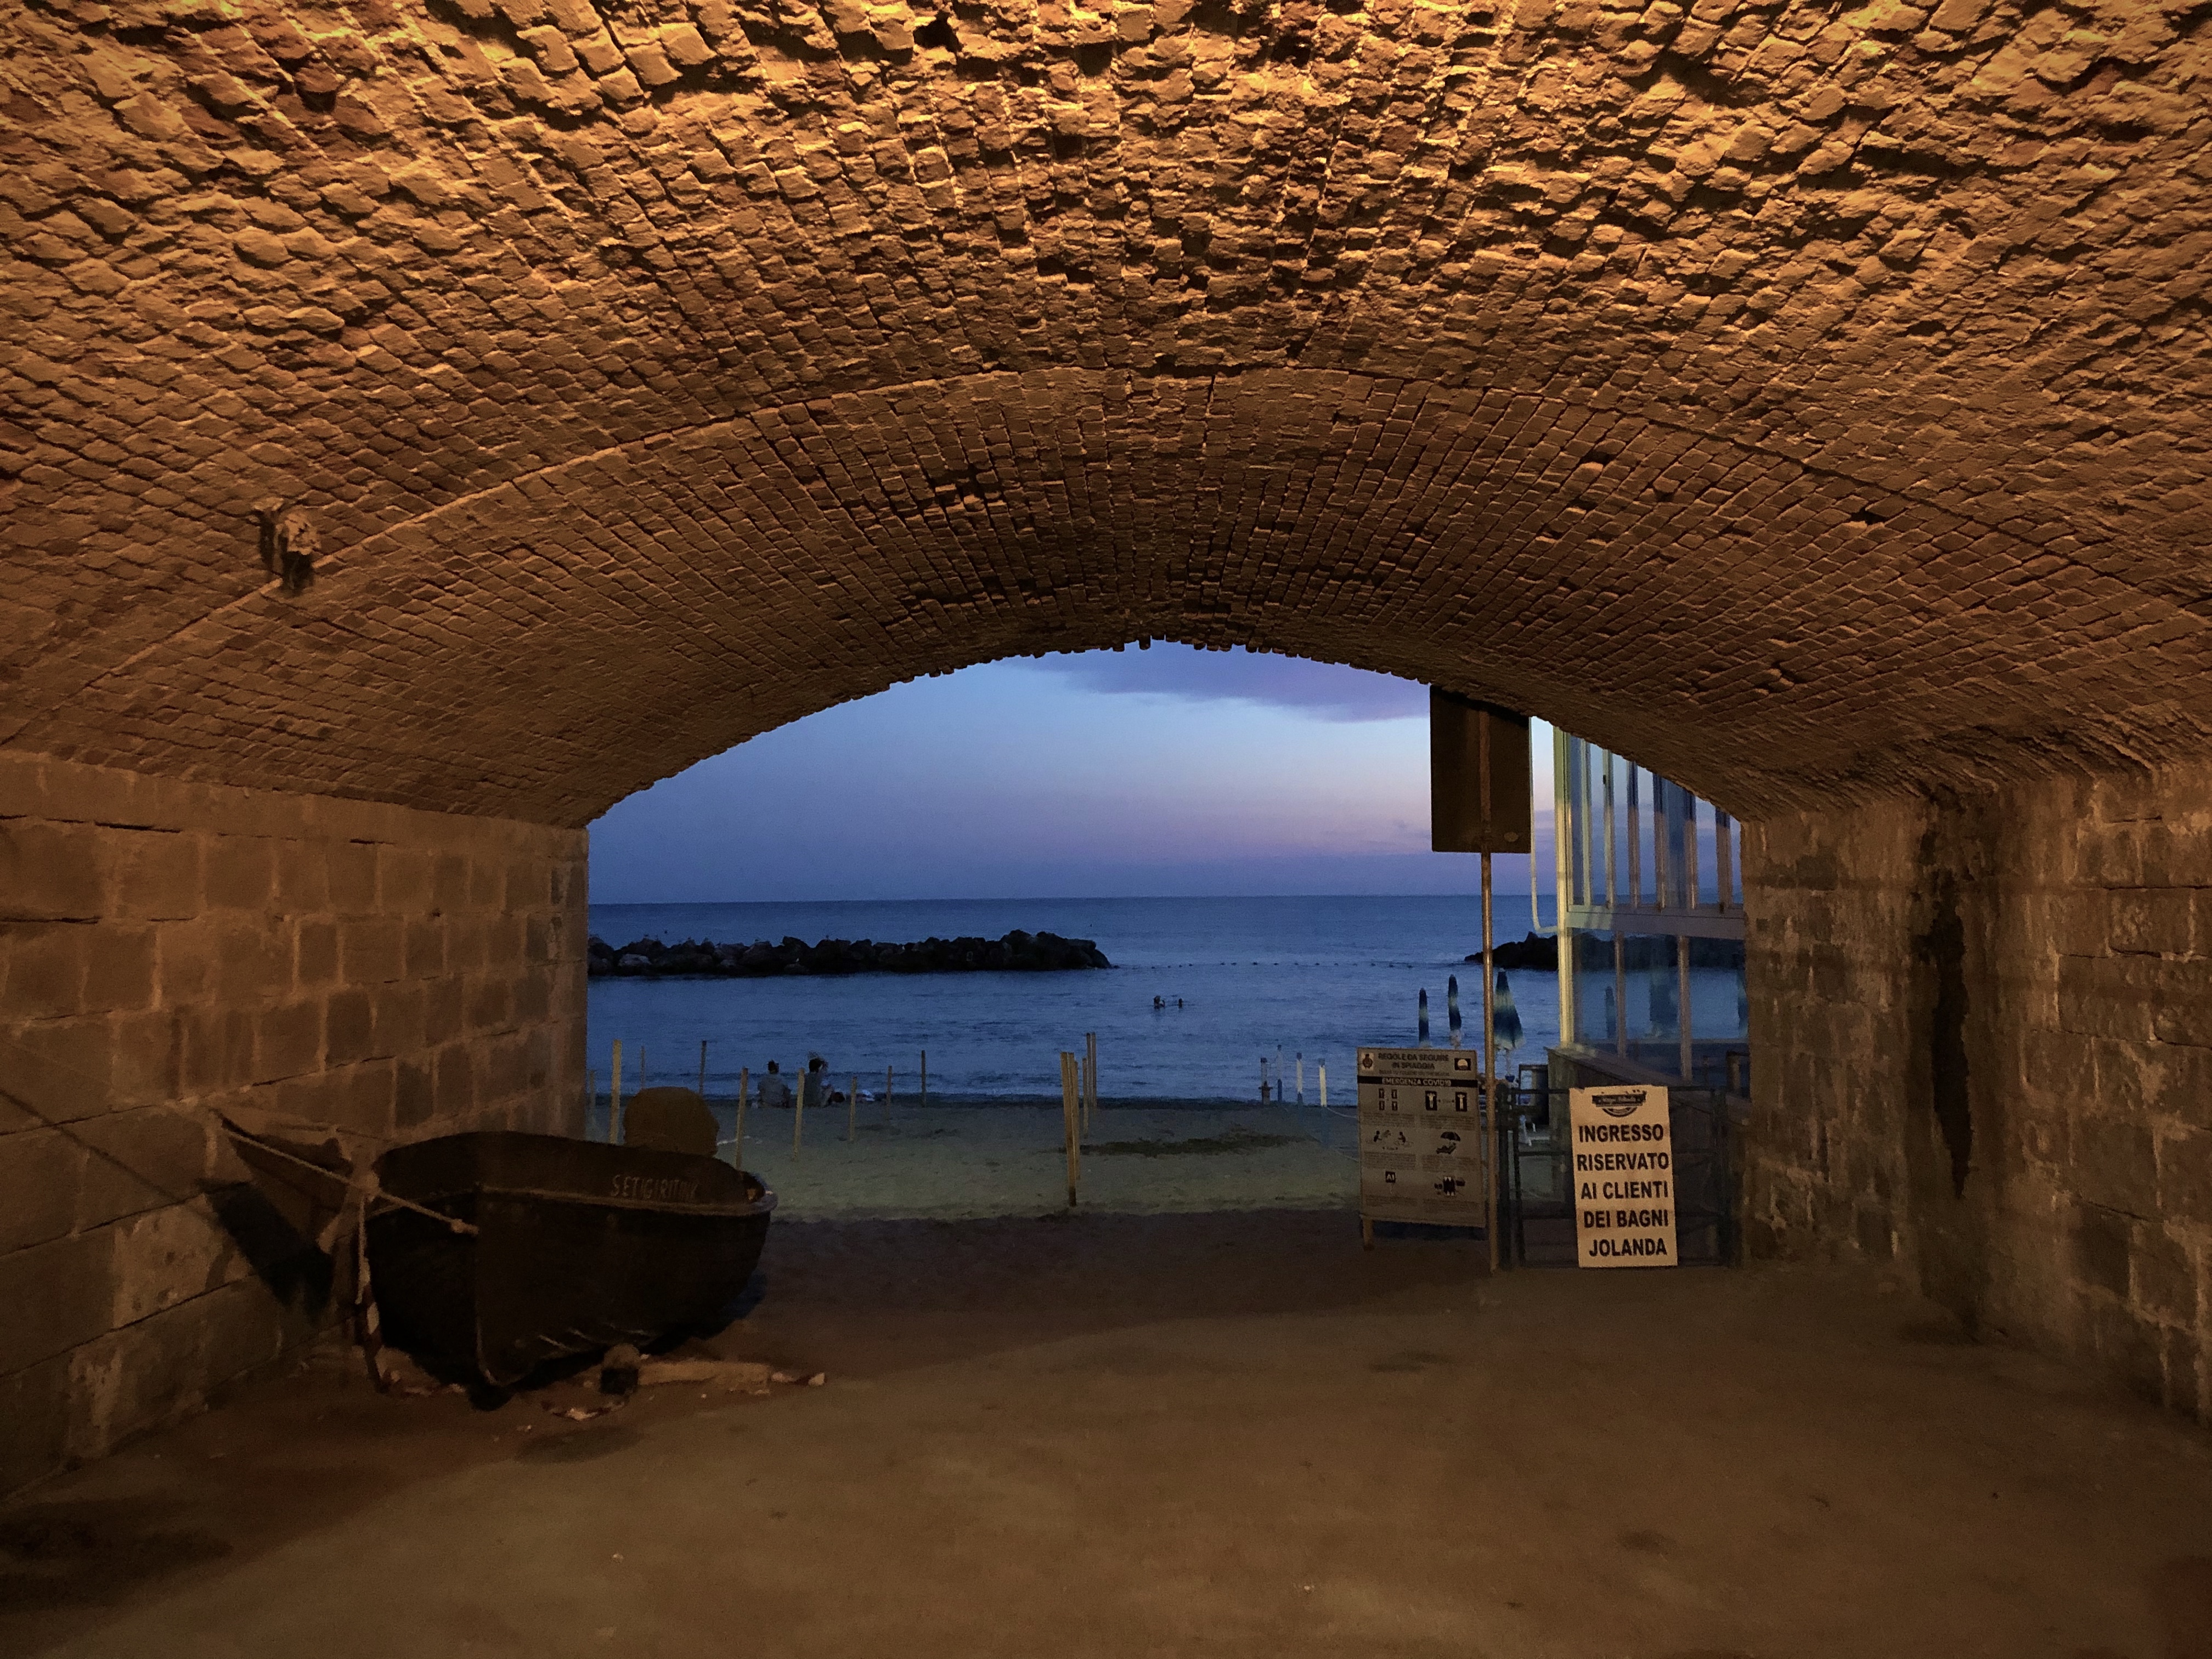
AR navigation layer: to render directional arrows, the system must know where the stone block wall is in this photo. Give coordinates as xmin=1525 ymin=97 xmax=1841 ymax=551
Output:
xmin=1742 ymin=768 xmax=2212 ymax=1420
xmin=0 ymin=754 xmax=587 ymax=1496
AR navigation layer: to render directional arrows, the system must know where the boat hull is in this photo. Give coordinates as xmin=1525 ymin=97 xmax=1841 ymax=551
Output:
xmin=366 ymin=1131 xmax=774 ymax=1387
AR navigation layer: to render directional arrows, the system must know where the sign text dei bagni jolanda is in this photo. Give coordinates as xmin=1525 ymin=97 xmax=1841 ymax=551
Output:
xmin=1568 ymin=1085 xmax=1678 ymax=1267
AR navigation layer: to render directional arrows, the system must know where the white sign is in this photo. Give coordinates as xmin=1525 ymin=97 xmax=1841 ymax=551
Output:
xmin=1567 ymin=1084 xmax=1678 ymax=1268
xmin=1357 ymin=1047 xmax=1485 ymax=1225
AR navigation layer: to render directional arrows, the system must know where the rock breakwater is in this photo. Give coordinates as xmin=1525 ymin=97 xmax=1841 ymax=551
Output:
xmin=588 ymin=930 xmax=1111 ymax=978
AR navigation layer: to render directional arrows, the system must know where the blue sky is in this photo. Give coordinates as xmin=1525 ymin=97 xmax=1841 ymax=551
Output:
xmin=588 ymin=645 xmax=1556 ymax=902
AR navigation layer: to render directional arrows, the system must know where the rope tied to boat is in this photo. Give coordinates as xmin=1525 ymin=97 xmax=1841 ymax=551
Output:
xmin=219 ymin=1118 xmax=478 ymax=1236
xmin=0 ymin=1035 xmax=482 ymax=1238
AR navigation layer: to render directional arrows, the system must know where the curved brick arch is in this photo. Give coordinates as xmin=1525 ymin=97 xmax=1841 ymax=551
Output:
xmin=4 ymin=0 xmax=2210 ymax=817
xmin=16 ymin=365 xmax=2206 ymax=823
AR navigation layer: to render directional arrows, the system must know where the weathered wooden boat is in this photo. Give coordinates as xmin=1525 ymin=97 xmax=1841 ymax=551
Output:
xmin=365 ymin=1131 xmax=774 ymax=1387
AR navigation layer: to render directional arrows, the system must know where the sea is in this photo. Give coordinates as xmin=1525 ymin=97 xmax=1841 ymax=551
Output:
xmin=586 ymin=895 xmax=1747 ymax=1104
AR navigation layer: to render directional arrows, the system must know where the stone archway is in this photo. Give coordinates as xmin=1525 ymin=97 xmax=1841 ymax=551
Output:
xmin=12 ymin=364 xmax=2208 ymax=823
xmin=6 ymin=0 xmax=2209 ymax=812
xmin=4 ymin=0 xmax=2209 ymax=1486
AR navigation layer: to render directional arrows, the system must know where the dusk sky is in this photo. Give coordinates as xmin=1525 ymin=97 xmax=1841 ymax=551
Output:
xmin=588 ymin=644 xmax=1558 ymax=903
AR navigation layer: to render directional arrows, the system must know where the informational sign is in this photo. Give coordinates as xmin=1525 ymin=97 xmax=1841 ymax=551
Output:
xmin=1357 ymin=1047 xmax=1486 ymax=1225
xmin=1567 ymin=1084 xmax=1678 ymax=1267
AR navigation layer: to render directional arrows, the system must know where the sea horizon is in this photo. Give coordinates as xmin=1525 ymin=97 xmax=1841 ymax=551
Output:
xmin=590 ymin=890 xmax=1560 ymax=921
xmin=583 ymin=893 xmax=1738 ymax=1104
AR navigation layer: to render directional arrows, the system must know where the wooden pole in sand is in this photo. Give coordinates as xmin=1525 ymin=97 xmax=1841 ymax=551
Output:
xmin=609 ymin=1040 xmax=623 ymax=1143
xmin=793 ymin=1071 xmax=805 ymax=1157
xmin=1060 ymin=1051 xmax=1080 ymax=1207
xmin=735 ymin=1068 xmax=748 ymax=1170
xmin=698 ymin=1040 xmax=707 ymax=1099
xmin=848 ymin=1074 xmax=857 ymax=1142
xmin=920 ymin=1049 xmax=928 ymax=1109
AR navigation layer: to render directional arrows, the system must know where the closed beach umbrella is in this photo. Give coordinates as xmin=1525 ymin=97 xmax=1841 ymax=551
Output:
xmin=1492 ymin=968 xmax=1524 ymax=1052
xmin=1418 ymin=988 xmax=1430 ymax=1045
xmin=1447 ymin=975 xmax=1462 ymax=1048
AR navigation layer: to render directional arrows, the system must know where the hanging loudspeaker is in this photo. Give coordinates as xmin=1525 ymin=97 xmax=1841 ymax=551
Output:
xmin=1429 ymin=689 xmax=1532 ymax=854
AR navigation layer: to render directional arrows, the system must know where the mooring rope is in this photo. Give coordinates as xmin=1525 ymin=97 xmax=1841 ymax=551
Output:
xmin=0 ymin=1031 xmax=475 ymax=1235
xmin=217 ymin=1118 xmax=477 ymax=1236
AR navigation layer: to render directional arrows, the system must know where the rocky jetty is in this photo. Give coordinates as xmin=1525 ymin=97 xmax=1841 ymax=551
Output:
xmin=588 ymin=930 xmax=1112 ymax=978
xmin=1470 ymin=933 xmax=1561 ymax=970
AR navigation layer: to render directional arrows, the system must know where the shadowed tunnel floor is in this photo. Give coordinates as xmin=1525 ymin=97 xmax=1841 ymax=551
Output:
xmin=4 ymin=1210 xmax=2210 ymax=1659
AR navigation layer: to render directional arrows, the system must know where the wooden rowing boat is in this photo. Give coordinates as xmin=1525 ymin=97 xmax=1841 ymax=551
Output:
xmin=365 ymin=1131 xmax=774 ymax=1387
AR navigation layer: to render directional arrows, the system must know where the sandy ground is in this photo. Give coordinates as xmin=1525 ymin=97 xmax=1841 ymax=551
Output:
xmin=5 ymin=1210 xmax=2211 ymax=1659
xmin=724 ymin=1100 xmax=1359 ymax=1220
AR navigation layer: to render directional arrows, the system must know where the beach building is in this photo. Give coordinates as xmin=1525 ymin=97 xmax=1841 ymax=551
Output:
xmin=1548 ymin=733 xmax=1749 ymax=1098
xmin=4 ymin=0 xmax=2212 ymax=1647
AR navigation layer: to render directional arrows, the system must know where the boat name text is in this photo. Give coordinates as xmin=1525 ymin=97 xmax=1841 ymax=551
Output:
xmin=611 ymin=1175 xmax=699 ymax=1203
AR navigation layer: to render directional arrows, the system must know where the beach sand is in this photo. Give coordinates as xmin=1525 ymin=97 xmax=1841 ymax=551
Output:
xmin=711 ymin=1099 xmax=1359 ymax=1221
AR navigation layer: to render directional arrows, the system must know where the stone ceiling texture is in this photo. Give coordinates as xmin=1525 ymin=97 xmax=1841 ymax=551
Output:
xmin=2 ymin=0 xmax=2208 ymax=823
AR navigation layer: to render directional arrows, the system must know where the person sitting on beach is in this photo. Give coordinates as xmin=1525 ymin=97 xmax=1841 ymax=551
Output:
xmin=802 ymin=1055 xmax=832 ymax=1111
xmin=756 ymin=1060 xmax=793 ymax=1110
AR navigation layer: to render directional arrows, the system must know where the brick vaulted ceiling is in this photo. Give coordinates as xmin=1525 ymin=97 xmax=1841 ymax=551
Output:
xmin=2 ymin=0 xmax=2207 ymax=824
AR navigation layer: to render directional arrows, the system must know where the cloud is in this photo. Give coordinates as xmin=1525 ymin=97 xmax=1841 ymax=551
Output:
xmin=1036 ymin=643 xmax=1426 ymax=723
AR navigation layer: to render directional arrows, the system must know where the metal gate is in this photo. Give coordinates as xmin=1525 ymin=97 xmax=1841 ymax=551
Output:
xmin=1494 ymin=1066 xmax=1738 ymax=1268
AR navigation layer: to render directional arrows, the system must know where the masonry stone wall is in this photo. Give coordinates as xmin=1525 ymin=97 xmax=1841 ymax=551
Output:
xmin=1742 ymin=768 xmax=2212 ymax=1420
xmin=0 ymin=753 xmax=588 ymax=1496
